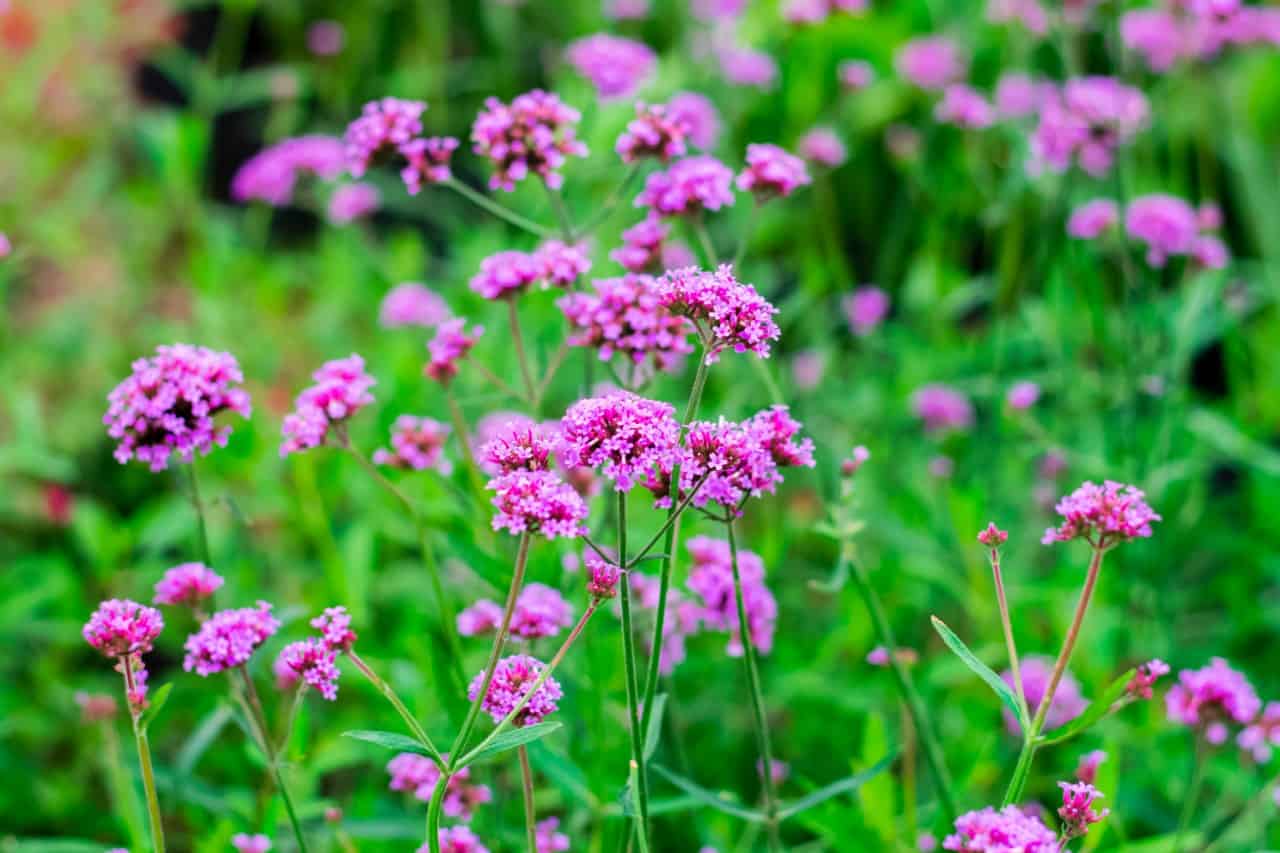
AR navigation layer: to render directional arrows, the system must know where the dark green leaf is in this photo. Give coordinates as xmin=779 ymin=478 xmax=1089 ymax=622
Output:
xmin=139 ymin=682 xmax=173 ymax=731
xmin=776 ymin=751 xmax=898 ymax=820
xmin=650 ymin=764 xmax=766 ymax=822
xmin=1037 ymin=668 xmax=1136 ymax=747
xmin=343 ymin=730 xmax=432 ymax=756
xmin=643 ymin=693 xmax=667 ymax=761
xmin=931 ymin=616 xmax=1029 ymax=732
xmin=459 ymin=721 xmax=562 ymax=766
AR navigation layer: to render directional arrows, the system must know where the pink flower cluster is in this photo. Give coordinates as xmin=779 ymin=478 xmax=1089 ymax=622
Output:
xmin=481 ymin=420 xmax=558 ymax=475
xmin=1239 ymin=702 xmax=1280 ymax=763
xmin=557 ymin=392 xmax=682 ymax=490
xmin=373 ymin=415 xmax=452 ymax=473
xmin=1068 ymin=199 xmax=1120 ymax=239
xmin=535 ymin=818 xmax=570 ymax=853
xmin=488 ymin=470 xmax=589 ymax=539
xmin=84 ymin=599 xmax=165 ymax=658
xmin=105 ymin=344 xmax=251 ymax=472
xmin=686 ymin=536 xmax=777 ymax=657
xmin=1030 ymin=77 xmax=1149 ymax=177
xmin=379 ymin=282 xmax=450 ymax=329
xmin=943 ymin=805 xmax=1058 ymax=851
xmin=797 ymin=127 xmax=847 ymax=168
xmin=627 ymin=571 xmax=705 ymax=674
xmin=987 ymin=0 xmax=1048 ymax=35
xmin=459 ymin=583 xmax=573 ymax=641
xmin=935 ymin=84 xmax=995 ymax=129
xmin=470 ymin=242 xmax=591 ymax=299
xmin=183 ymin=602 xmax=280 ymax=676
xmin=471 ymin=90 xmax=588 ymax=191
xmin=343 ymin=98 xmax=457 ymax=194
xmin=280 ymin=355 xmax=377 ymax=455
xmin=560 ymin=273 xmax=695 ymax=377
xmin=656 ymin=265 xmax=780 ymax=362
xmin=422 ymin=825 xmax=490 ymax=853
xmin=616 ymin=102 xmax=688 ymax=164
xmin=737 ymin=144 xmax=811 ymax=199
xmin=277 ymin=639 xmax=341 ymax=700
xmin=1121 ymin=2 xmax=1280 ymax=72
xmin=401 ymin=136 xmax=459 ymax=193
xmin=425 ymin=319 xmax=484 ymax=385
xmin=666 ymin=91 xmax=721 ymax=150
xmin=896 ymin=36 xmax=966 ymax=91
xmin=387 ymin=752 xmax=493 ymax=819
xmin=1058 ymin=781 xmax=1109 ymax=840
xmin=843 ymin=286 xmax=890 ymax=336
xmin=153 ymin=562 xmax=224 ymax=608
xmin=718 ymin=45 xmax=779 ymax=90
xmin=1125 ymin=194 xmax=1228 ymax=269
xmin=536 ymin=240 xmax=592 ymax=287
xmin=231 ymin=135 xmax=345 ymax=206
xmin=611 ymin=216 xmax=670 ymax=273
xmin=782 ymin=0 xmax=867 ymax=24
xmin=231 ymin=834 xmax=272 ymax=853
xmin=586 ymin=553 xmax=621 ymax=600
xmin=1166 ymin=657 xmax=1261 ymax=744
xmin=911 ymin=384 xmax=974 ymax=432
xmin=327 ymin=183 xmax=380 ymax=224
xmin=467 ymin=654 xmax=563 ymax=726
xmin=995 ymin=73 xmax=1055 ymax=119
xmin=1126 ymin=658 xmax=1171 ymax=700
xmin=1041 ymin=480 xmax=1161 ymax=547
xmin=636 ymin=155 xmax=736 ymax=217
xmin=839 ymin=60 xmax=875 ymax=91
xmin=457 ymin=599 xmax=504 ymax=637
xmin=1002 ymin=656 xmax=1087 ymax=735
xmin=566 ymin=34 xmax=656 ymax=100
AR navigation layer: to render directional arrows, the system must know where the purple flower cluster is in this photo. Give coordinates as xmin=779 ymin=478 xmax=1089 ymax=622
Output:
xmin=1030 ymin=77 xmax=1148 ymax=177
xmin=379 ymin=282 xmax=450 ymax=329
xmin=489 ymin=470 xmax=589 ymax=539
xmin=1239 ymin=702 xmax=1280 ymax=763
xmin=535 ymin=818 xmax=570 ymax=853
xmin=183 ymin=602 xmax=280 ymax=676
xmin=231 ymin=135 xmax=345 ymax=206
xmin=1068 ymin=199 xmax=1120 ymax=239
xmin=277 ymin=639 xmax=341 ymax=700
xmin=943 ymin=805 xmax=1058 ymax=851
xmin=666 ymin=91 xmax=721 ymax=149
xmin=1001 ymin=656 xmax=1088 ymax=735
xmin=557 ymin=392 xmax=682 ymax=490
xmin=1121 ymin=2 xmax=1280 ymax=72
xmin=797 ymin=127 xmax=848 ymax=168
xmin=327 ymin=182 xmax=380 ymax=224
xmin=1126 ymin=658 xmax=1171 ymax=700
xmin=1166 ymin=657 xmax=1261 ymax=744
xmin=373 ymin=415 xmax=452 ymax=473
xmin=470 ymin=242 xmax=591 ymax=299
xmin=560 ymin=273 xmax=696 ymax=375
xmin=1059 ymin=781 xmax=1109 ymax=840
xmin=1125 ymin=194 xmax=1228 ymax=268
xmin=457 ymin=599 xmax=504 ymax=637
xmin=843 ymin=286 xmax=891 ymax=336
xmin=616 ymin=103 xmax=688 ymax=164
xmin=911 ymin=384 xmax=974 ymax=432
xmin=481 ymin=420 xmax=558 ymax=475
xmin=736 ymin=144 xmax=811 ymax=199
xmin=896 ymin=36 xmax=966 ymax=91
xmin=656 ymin=265 xmax=780 ymax=362
xmin=536 ymin=240 xmax=592 ymax=287
xmin=935 ymin=84 xmax=995 ymax=129
xmin=467 ymin=654 xmax=563 ymax=726
xmin=153 ymin=562 xmax=224 ymax=608
xmin=84 ymin=599 xmax=165 ymax=658
xmin=424 ymin=826 xmax=490 ymax=853
xmin=344 ymin=97 xmax=425 ymax=174
xmin=565 ymin=34 xmax=656 ymax=100
xmin=459 ymin=583 xmax=573 ymax=641
xmin=232 ymin=834 xmax=272 ymax=853
xmin=471 ymin=90 xmax=588 ymax=191
xmin=387 ymin=752 xmax=493 ymax=819
xmin=1041 ymin=480 xmax=1161 ymax=547
xmin=104 ymin=344 xmax=251 ymax=472
xmin=401 ymin=136 xmax=459 ymax=194
xmin=611 ymin=216 xmax=670 ymax=273
xmin=281 ymin=355 xmax=377 ymax=456
xmin=718 ymin=45 xmax=779 ymax=90
xmin=586 ymin=553 xmax=621 ymax=600
xmin=636 ymin=155 xmax=736 ymax=217
xmin=425 ymin=319 xmax=484 ymax=385
xmin=686 ymin=536 xmax=777 ymax=656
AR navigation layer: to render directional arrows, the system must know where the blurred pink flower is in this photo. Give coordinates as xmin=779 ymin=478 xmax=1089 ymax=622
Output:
xmin=154 ymin=562 xmax=224 ymax=608
xmin=425 ymin=319 xmax=483 ymax=385
xmin=566 ymin=34 xmax=656 ymax=100
xmin=797 ymin=126 xmax=848 ymax=168
xmin=605 ymin=0 xmax=649 ymax=18
xmin=895 ymin=36 xmax=966 ymax=91
xmin=1006 ymin=380 xmax=1040 ymax=410
xmin=1001 ymin=656 xmax=1087 ymax=735
xmin=839 ymin=59 xmax=875 ymax=91
xmin=935 ymin=84 xmax=995 ymax=129
xmin=1124 ymin=193 xmax=1200 ymax=267
xmin=306 ymin=20 xmax=344 ymax=55
xmin=327 ymin=182 xmax=380 ymax=224
xmin=637 ymin=155 xmax=736 ymax=217
xmin=280 ymin=355 xmax=376 ymax=455
xmin=911 ymin=384 xmax=973 ymax=431
xmin=737 ymin=143 xmax=812 ymax=199
xmin=373 ymin=415 xmax=452 ymax=473
xmin=667 ymin=91 xmax=721 ymax=149
xmin=719 ymin=46 xmax=779 ymax=90
xmin=379 ymin=282 xmax=450 ymax=329
xmin=1068 ymin=199 xmax=1119 ymax=239
xmin=232 ymin=135 xmax=345 ymax=206
xmin=1167 ymin=657 xmax=1261 ymax=743
xmin=994 ymin=73 xmax=1054 ymax=118
xmin=1075 ymin=749 xmax=1107 ymax=784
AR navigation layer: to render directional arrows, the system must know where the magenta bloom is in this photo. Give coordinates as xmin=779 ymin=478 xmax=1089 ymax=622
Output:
xmin=1041 ymin=480 xmax=1160 ymax=547
xmin=422 ymin=826 xmax=490 ymax=853
xmin=344 ymin=97 xmax=428 ymax=178
xmin=231 ymin=135 xmax=345 ymax=206
xmin=737 ymin=143 xmax=811 ymax=199
xmin=327 ymin=182 xmax=380 ymax=224
xmin=791 ymin=350 xmax=825 ymax=390
xmin=566 ymin=34 xmax=656 ymax=100
xmin=558 ymin=392 xmax=682 ymax=490
xmin=153 ymin=562 xmax=224 ymax=607
xmin=839 ymin=60 xmax=875 ymax=91
xmin=1121 ymin=9 xmax=1188 ymax=71
xmin=277 ymin=638 xmax=341 ymax=700
xmin=656 ymin=265 xmax=780 ymax=362
xmin=280 ymin=355 xmax=376 ymax=456
xmin=311 ymin=605 xmax=357 ymax=651
xmin=586 ymin=553 xmax=621 ymax=600
xmin=488 ymin=470 xmax=589 ymax=539
xmin=183 ymin=602 xmax=280 ymax=676
xmin=994 ymin=73 xmax=1053 ymax=118
xmin=105 ymin=344 xmax=251 ymax=472
xmin=470 ymin=250 xmax=543 ymax=300
xmin=387 ymin=752 xmax=492 ymax=819
xmin=467 ymin=654 xmax=563 ymax=726
xmin=471 ymin=90 xmax=588 ymax=191
xmin=232 ymin=834 xmax=272 ymax=853
xmin=481 ymin=420 xmax=557 ymax=475
xmin=1058 ymin=782 xmax=1110 ymax=840
xmin=782 ymin=0 xmax=828 ymax=24
xmin=749 ymin=405 xmax=816 ymax=469
xmin=306 ymin=19 xmax=344 ymax=56
xmin=987 ymin=0 xmax=1048 ymax=34
xmin=977 ymin=523 xmax=1009 ymax=547
xmin=535 ymin=240 xmax=592 ymax=288
xmin=610 ymin=216 xmax=670 ymax=273
xmin=842 ymin=286 xmax=890 ymax=336
xmin=379 ymin=282 xmax=450 ymax=329
xmin=895 ymin=36 xmax=966 ymax=91
xmin=686 ymin=536 xmax=777 ymax=656
xmin=1006 ymin=380 xmax=1040 ymax=410
xmin=535 ymin=818 xmax=570 ymax=853
xmin=458 ymin=600 xmax=504 ymax=637
xmin=0 ymin=232 xmax=9 ymax=258
xmin=647 ymin=415 xmax=783 ymax=510
xmin=943 ymin=805 xmax=1057 ymax=851
xmin=1239 ymin=702 xmax=1280 ymax=763
xmin=1166 ymin=657 xmax=1261 ymax=744
xmin=718 ymin=46 xmax=779 ymax=90
xmin=616 ymin=102 xmax=688 ymax=164
xmin=1068 ymin=199 xmax=1120 ymax=239
xmin=1124 ymin=193 xmax=1200 ymax=267
xmin=636 ymin=155 xmax=736 ymax=217
xmin=84 ymin=600 xmax=164 ymax=658
xmin=1030 ymin=77 xmax=1148 ymax=177
xmin=667 ymin=91 xmax=722 ymax=150
xmin=374 ymin=415 xmax=452 ymax=473
xmin=1126 ymin=658 xmax=1170 ymax=700
xmin=911 ymin=384 xmax=974 ymax=432
xmin=797 ymin=127 xmax=847 ymax=168
xmin=425 ymin=319 xmax=483 ymax=385
xmin=401 ymin=136 xmax=459 ymax=194
xmin=1001 ymin=656 xmax=1087 ymax=735
xmin=509 ymin=583 xmax=575 ymax=640
xmin=934 ymin=84 xmax=995 ymax=129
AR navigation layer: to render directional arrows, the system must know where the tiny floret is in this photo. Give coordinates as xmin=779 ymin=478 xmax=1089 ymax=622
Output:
xmin=471 ymin=90 xmax=588 ymax=192
xmin=311 ymin=605 xmax=358 ymax=650
xmin=425 ymin=319 xmax=483 ymax=385
xmin=977 ymin=523 xmax=1008 ymax=547
xmin=374 ymin=416 xmax=452 ymax=473
xmin=1126 ymin=658 xmax=1170 ymax=700
xmin=636 ymin=155 xmax=736 ymax=217
xmin=586 ymin=554 xmax=621 ymax=600
xmin=488 ymin=470 xmax=590 ymax=539
xmin=736 ymin=143 xmax=811 ymax=199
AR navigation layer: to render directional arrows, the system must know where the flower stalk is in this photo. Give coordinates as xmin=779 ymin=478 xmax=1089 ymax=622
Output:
xmin=122 ymin=658 xmax=165 ymax=853
xmin=617 ymin=491 xmax=653 ymax=847
xmin=235 ymin=666 xmax=310 ymax=853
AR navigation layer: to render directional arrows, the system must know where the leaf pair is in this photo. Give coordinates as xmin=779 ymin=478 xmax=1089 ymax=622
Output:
xmin=344 ymin=721 xmax=562 ymax=769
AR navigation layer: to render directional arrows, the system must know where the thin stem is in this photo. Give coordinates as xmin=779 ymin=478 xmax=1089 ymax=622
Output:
xmin=692 ymin=216 xmax=719 ymax=266
xmin=347 ymin=649 xmax=444 ymax=764
xmin=617 ymin=492 xmax=652 ymax=846
xmin=445 ymin=391 xmax=492 ymax=517
xmin=726 ymin=521 xmax=781 ymax=852
xmin=989 ymin=547 xmax=1030 ymax=724
xmin=471 ymin=360 xmax=525 ymax=402
xmin=732 ymin=201 xmax=761 ymax=269
xmin=123 ymin=659 xmax=165 ymax=853
xmin=448 ymin=531 xmax=532 ymax=763
xmin=185 ymin=462 xmax=213 ymax=567
xmin=507 ymin=298 xmax=538 ymax=403
xmin=1173 ymin=736 xmax=1209 ymax=853
xmin=519 ymin=745 xmax=538 ymax=852
xmin=627 ymin=473 xmax=711 ymax=568
xmin=578 ymin=164 xmax=644 ymax=236
xmin=426 ymin=772 xmax=447 ymax=853
xmin=238 ymin=667 xmax=309 ymax=853
xmin=545 ymin=183 xmax=576 ymax=241
xmin=445 ymin=178 xmax=553 ymax=238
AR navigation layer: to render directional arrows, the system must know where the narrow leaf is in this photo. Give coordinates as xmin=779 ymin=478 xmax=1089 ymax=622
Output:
xmin=1038 ymin=668 xmax=1136 ymax=747
xmin=931 ymin=616 xmax=1029 ymax=732
xmin=650 ymin=764 xmax=766 ymax=822
xmin=139 ymin=682 xmax=174 ymax=731
xmin=776 ymin=751 xmax=898 ymax=820
xmin=343 ymin=730 xmax=433 ymax=756
xmin=643 ymin=693 xmax=668 ymax=761
xmin=175 ymin=704 xmax=234 ymax=774
xmin=628 ymin=762 xmax=652 ymax=853
xmin=460 ymin=721 xmax=562 ymax=766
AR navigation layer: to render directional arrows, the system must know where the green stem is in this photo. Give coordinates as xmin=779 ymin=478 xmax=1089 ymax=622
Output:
xmin=347 ymin=649 xmax=444 ymax=764
xmin=989 ymin=547 xmax=1030 ymax=724
xmin=426 ymin=772 xmax=447 ymax=853
xmin=617 ymin=492 xmax=652 ymax=846
xmin=101 ymin=721 xmax=146 ymax=850
xmin=123 ymin=660 xmax=165 ymax=853
xmin=519 ymin=745 xmax=538 ymax=852
xmin=692 ymin=216 xmax=719 ymax=266
xmin=445 ymin=178 xmax=553 ymax=238
xmin=237 ymin=667 xmax=309 ymax=853
xmin=185 ymin=462 xmax=213 ymax=568
xmin=1173 ymin=736 xmax=1209 ymax=853
xmin=507 ymin=298 xmax=538 ymax=404
xmin=545 ymin=183 xmax=576 ymax=241
xmin=726 ymin=521 xmax=781 ymax=852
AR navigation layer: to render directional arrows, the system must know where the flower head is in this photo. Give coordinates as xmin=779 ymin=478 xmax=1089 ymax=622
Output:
xmin=896 ymin=36 xmax=966 ymax=90
xmin=560 ymin=271 xmax=698 ymax=377
xmin=748 ymin=406 xmax=816 ymax=469
xmin=457 ymin=600 xmax=504 ymax=637
xmin=737 ymin=143 xmax=811 ymax=199
xmin=153 ymin=562 xmax=224 ymax=608
xmin=647 ymin=416 xmax=780 ymax=510
xmin=231 ymin=135 xmax=345 ymax=205
xmin=379 ymin=282 xmax=450 ymax=329
xmin=636 ymin=155 xmax=736 ymax=217
xmin=719 ymin=46 xmax=779 ymax=90
xmin=1030 ymin=77 xmax=1148 ymax=177
xmin=488 ymin=470 xmax=589 ymax=539
xmin=277 ymin=639 xmax=341 ymax=700
xmin=1002 ymin=656 xmax=1087 ymax=735
xmin=373 ymin=415 xmax=452 ymax=473
xmin=509 ymin=583 xmax=574 ymax=640
xmin=797 ymin=127 xmax=847 ymax=168
xmin=617 ymin=102 xmax=688 ymax=164
xmin=232 ymin=834 xmax=272 ymax=853
xmin=425 ymin=319 xmax=484 ymax=385
xmin=535 ymin=240 xmax=592 ymax=288
xmin=327 ymin=182 xmax=380 ymax=224
xmin=686 ymin=536 xmax=777 ymax=656
xmin=943 ymin=805 xmax=1057 ymax=851
xmin=1239 ymin=702 xmax=1280 ymax=763
xmin=388 ymin=752 xmax=493 ymax=819
xmin=1006 ymin=381 xmax=1041 ymax=410
xmin=1124 ymin=194 xmax=1200 ymax=267
xmin=995 ymin=73 xmax=1054 ymax=118
xmin=977 ymin=523 xmax=1008 ymax=547
xmin=311 ymin=605 xmax=357 ymax=651
xmin=183 ymin=602 xmax=280 ymax=676
xmin=344 ymin=97 xmax=427 ymax=176
xmin=471 ymin=90 xmax=588 ymax=191
xmin=666 ymin=91 xmax=721 ymax=149
xmin=1126 ymin=658 xmax=1170 ymax=700
xmin=1075 ymin=749 xmax=1107 ymax=784
xmin=935 ymin=84 xmax=995 ymax=129
xmin=911 ymin=384 xmax=974 ymax=432
xmin=105 ymin=344 xmax=251 ymax=472
xmin=84 ymin=600 xmax=164 ymax=657
xmin=1041 ymin=480 xmax=1160 ymax=547
xmin=557 ymin=392 xmax=682 ymax=490
xmin=843 ymin=286 xmax=890 ymax=336
xmin=481 ymin=420 xmax=558 ymax=475
xmin=656 ymin=265 xmax=779 ymax=362
xmin=839 ymin=60 xmax=875 ymax=91
xmin=280 ymin=355 xmax=376 ymax=456
xmin=535 ymin=818 xmax=570 ymax=853
xmin=566 ymin=34 xmax=656 ymax=100
xmin=401 ymin=136 xmax=459 ymax=193
xmin=424 ymin=826 xmax=491 ymax=853
xmin=1166 ymin=657 xmax=1261 ymax=743
xmin=470 ymin=250 xmax=543 ymax=300
xmin=1058 ymin=781 xmax=1109 ymax=840
xmin=586 ymin=553 xmax=621 ymax=600
xmin=467 ymin=654 xmax=563 ymax=726
xmin=610 ymin=216 xmax=670 ymax=273
xmin=1068 ymin=199 xmax=1120 ymax=239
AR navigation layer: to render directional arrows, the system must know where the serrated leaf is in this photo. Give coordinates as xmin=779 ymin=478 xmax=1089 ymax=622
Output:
xmin=459 ymin=721 xmax=562 ymax=766
xmin=931 ymin=616 xmax=1029 ymax=732
xmin=650 ymin=764 xmax=766 ymax=822
xmin=643 ymin=694 xmax=667 ymax=761
xmin=343 ymin=730 xmax=433 ymax=756
xmin=776 ymin=751 xmax=898 ymax=820
xmin=139 ymin=682 xmax=174 ymax=731
xmin=1037 ymin=668 xmax=1136 ymax=747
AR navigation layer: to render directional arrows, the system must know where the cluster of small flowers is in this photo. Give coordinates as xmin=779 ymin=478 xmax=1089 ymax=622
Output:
xmin=585 ymin=553 xmax=621 ymax=600
xmin=470 ymin=241 xmax=591 ymax=299
xmin=843 ymin=286 xmax=890 ymax=336
xmin=417 ymin=825 xmax=490 ymax=853
xmin=84 ymin=599 xmax=165 ymax=658
xmin=231 ymin=135 xmax=345 ymax=206
xmin=685 ymin=536 xmax=778 ymax=656
xmin=797 ymin=126 xmax=848 ymax=168
xmin=986 ymin=0 xmax=1048 ymax=35
xmin=183 ymin=602 xmax=280 ymax=676
xmin=839 ymin=60 xmax=875 ymax=91
xmin=1121 ymin=1 xmax=1280 ymax=72
xmin=327 ymin=182 xmax=381 ymax=225
xmin=616 ymin=102 xmax=688 ymax=163
xmin=373 ymin=415 xmax=452 ymax=473
xmin=280 ymin=355 xmax=377 ymax=456
xmin=1059 ymin=781 xmax=1110 ymax=840
xmin=637 ymin=155 xmax=736 ymax=217
xmin=782 ymin=0 xmax=867 ymax=25
xmin=1239 ymin=702 xmax=1280 ymax=763
xmin=481 ymin=420 xmax=559 ymax=475
xmin=717 ymin=44 xmax=780 ymax=91
xmin=655 ymin=265 xmax=780 ymax=362
xmin=1030 ymin=77 xmax=1149 ymax=177
xmin=559 ymin=273 xmax=696 ymax=375
xmin=104 ymin=344 xmax=251 ymax=472
xmin=344 ymin=97 xmax=458 ymax=194
xmin=666 ymin=91 xmax=722 ymax=149
xmin=471 ymin=90 xmax=588 ymax=191
xmin=736 ymin=144 xmax=812 ymax=199
xmin=153 ymin=562 xmax=224 ymax=608
xmin=458 ymin=583 xmax=573 ymax=641
xmin=488 ymin=466 xmax=589 ymax=539
xmin=935 ymin=84 xmax=995 ymax=129
xmin=565 ymin=34 xmax=656 ymax=100
xmin=379 ymin=282 xmax=450 ymax=329
xmin=911 ymin=384 xmax=974 ymax=432
xmin=1166 ymin=657 xmax=1262 ymax=744
xmin=467 ymin=654 xmax=563 ymax=726
xmin=1125 ymin=195 xmax=1228 ymax=269
xmin=274 ymin=607 xmax=356 ymax=701
xmin=387 ymin=752 xmax=492 ymax=820
xmin=942 ymin=804 xmax=1058 ymax=851
xmin=1002 ymin=656 xmax=1088 ymax=735
xmin=610 ymin=216 xmax=670 ymax=272
xmin=425 ymin=319 xmax=484 ymax=385
xmin=1126 ymin=658 xmax=1171 ymax=700
xmin=231 ymin=833 xmax=272 ymax=853
xmin=896 ymin=36 xmax=967 ymax=91
xmin=557 ymin=392 xmax=683 ymax=490
xmin=1041 ymin=480 xmax=1161 ymax=547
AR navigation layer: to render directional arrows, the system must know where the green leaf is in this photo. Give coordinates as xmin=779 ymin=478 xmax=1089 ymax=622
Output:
xmin=643 ymin=693 xmax=667 ymax=761
xmin=459 ymin=721 xmax=562 ymax=766
xmin=628 ymin=762 xmax=652 ymax=853
xmin=650 ymin=765 xmax=766 ymax=822
xmin=139 ymin=682 xmax=174 ymax=731
xmin=1037 ymin=668 xmax=1136 ymax=747
xmin=176 ymin=704 xmax=234 ymax=774
xmin=931 ymin=616 xmax=1029 ymax=732
xmin=776 ymin=751 xmax=898 ymax=820
xmin=343 ymin=730 xmax=433 ymax=756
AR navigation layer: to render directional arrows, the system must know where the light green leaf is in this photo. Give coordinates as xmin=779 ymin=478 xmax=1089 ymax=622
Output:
xmin=342 ymin=730 xmax=433 ymax=756
xmin=643 ymin=694 xmax=667 ymax=761
xmin=931 ymin=616 xmax=1029 ymax=732
xmin=139 ymin=682 xmax=174 ymax=731
xmin=1037 ymin=668 xmax=1136 ymax=747
xmin=459 ymin=721 xmax=562 ymax=766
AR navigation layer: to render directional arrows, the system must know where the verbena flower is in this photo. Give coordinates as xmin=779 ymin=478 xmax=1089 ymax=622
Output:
xmin=935 ymin=84 xmax=995 ymax=129
xmin=509 ymin=583 xmax=574 ymax=640
xmin=1124 ymin=194 xmax=1200 ymax=267
xmin=839 ymin=59 xmax=875 ymax=91
xmin=84 ymin=599 xmax=164 ymax=657
xmin=636 ymin=155 xmax=736 ymax=217
xmin=387 ymin=752 xmax=493 ymax=819
xmin=655 ymin=265 xmax=779 ymax=362
xmin=183 ymin=602 xmax=280 ymax=676
xmin=344 ymin=97 xmax=427 ymax=178
xmin=277 ymin=638 xmax=341 ymax=700
xmin=1041 ymin=480 xmax=1161 ymax=547
xmin=488 ymin=470 xmax=589 ymax=539
xmin=471 ymin=90 xmax=588 ymax=191
xmin=373 ymin=415 xmax=452 ymax=473
xmin=153 ymin=562 xmax=224 ymax=607
xmin=1030 ymin=77 xmax=1148 ymax=177
xmin=987 ymin=0 xmax=1048 ymax=34
xmin=421 ymin=826 xmax=490 ymax=853
xmin=1121 ymin=8 xmax=1187 ymax=72
xmin=311 ymin=605 xmax=357 ymax=651
xmin=942 ymin=805 xmax=1057 ymax=851
xmin=666 ymin=91 xmax=722 ymax=149
xmin=617 ymin=102 xmax=688 ymax=163
xmin=1238 ymin=702 xmax=1280 ymax=763
xmin=535 ymin=818 xmax=570 ymax=853
xmin=557 ymin=392 xmax=682 ymax=490
xmin=1058 ymin=781 xmax=1109 ymax=840
xmin=911 ymin=384 xmax=974 ymax=432
xmin=797 ymin=127 xmax=847 ymax=168
xmin=843 ymin=286 xmax=890 ymax=336
xmin=586 ymin=553 xmax=621 ymax=600
xmin=105 ymin=343 xmax=251 ymax=472
xmin=280 ymin=355 xmax=376 ymax=456
xmin=610 ymin=216 xmax=670 ymax=273
xmin=1068 ymin=199 xmax=1120 ymax=239
xmin=977 ymin=523 xmax=1009 ymax=547
xmin=457 ymin=599 xmax=504 ymax=636
xmin=467 ymin=654 xmax=563 ymax=725
xmin=327 ymin=182 xmax=380 ymax=224
xmin=749 ymin=406 xmax=816 ymax=469
xmin=686 ymin=536 xmax=777 ymax=656
xmin=718 ymin=45 xmax=779 ymax=89
xmin=425 ymin=319 xmax=484 ymax=385
xmin=647 ymin=417 xmax=780 ymax=510
xmin=895 ymin=36 xmax=966 ymax=91
xmin=401 ymin=136 xmax=459 ymax=194
xmin=231 ymin=135 xmax=345 ymax=205
xmin=565 ymin=34 xmax=656 ymax=100
xmin=1126 ymin=658 xmax=1170 ymax=700
xmin=736 ymin=143 xmax=812 ymax=199
xmin=232 ymin=834 xmax=272 ymax=853
xmin=535 ymin=240 xmax=592 ymax=288
xmin=1001 ymin=656 xmax=1087 ymax=735
xmin=474 ymin=412 xmax=540 ymax=472
xmin=1006 ymin=381 xmax=1040 ymax=410
xmin=995 ymin=73 xmax=1054 ymax=118
xmin=1166 ymin=657 xmax=1261 ymax=743
xmin=470 ymin=249 xmax=543 ymax=300
xmin=379 ymin=282 xmax=450 ymax=329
